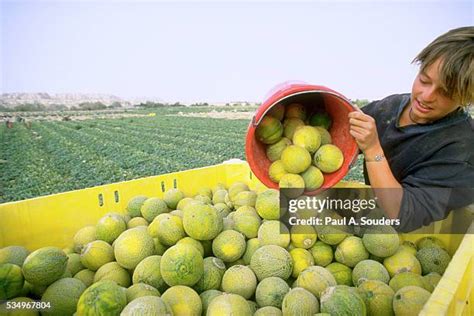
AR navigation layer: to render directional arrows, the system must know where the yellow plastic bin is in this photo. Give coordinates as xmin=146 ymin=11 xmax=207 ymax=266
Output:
xmin=0 ymin=160 xmax=472 ymax=315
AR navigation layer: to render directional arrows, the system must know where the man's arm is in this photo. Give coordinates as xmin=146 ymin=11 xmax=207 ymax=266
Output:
xmin=348 ymin=109 xmax=403 ymax=219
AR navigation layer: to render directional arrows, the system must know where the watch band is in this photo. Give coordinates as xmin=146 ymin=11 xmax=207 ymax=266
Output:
xmin=365 ymin=153 xmax=385 ymax=162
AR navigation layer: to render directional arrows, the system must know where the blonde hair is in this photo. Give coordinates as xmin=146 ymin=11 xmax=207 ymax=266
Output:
xmin=413 ymin=26 xmax=474 ymax=106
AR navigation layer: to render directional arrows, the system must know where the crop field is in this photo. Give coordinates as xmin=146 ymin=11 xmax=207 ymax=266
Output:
xmin=0 ymin=107 xmax=364 ymax=203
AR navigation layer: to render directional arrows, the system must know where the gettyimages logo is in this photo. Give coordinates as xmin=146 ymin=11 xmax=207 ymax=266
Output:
xmin=280 ymin=188 xmax=401 ymax=233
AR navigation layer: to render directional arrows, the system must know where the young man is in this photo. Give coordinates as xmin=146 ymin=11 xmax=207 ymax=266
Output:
xmin=348 ymin=26 xmax=474 ymax=232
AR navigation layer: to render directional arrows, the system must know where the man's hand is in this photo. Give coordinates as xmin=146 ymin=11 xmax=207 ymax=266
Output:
xmin=348 ymin=110 xmax=382 ymax=156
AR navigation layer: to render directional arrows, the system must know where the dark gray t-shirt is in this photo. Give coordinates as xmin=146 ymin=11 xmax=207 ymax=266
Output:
xmin=361 ymin=93 xmax=474 ymax=232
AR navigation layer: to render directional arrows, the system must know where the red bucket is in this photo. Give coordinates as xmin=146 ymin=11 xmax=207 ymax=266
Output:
xmin=245 ymin=82 xmax=359 ymax=195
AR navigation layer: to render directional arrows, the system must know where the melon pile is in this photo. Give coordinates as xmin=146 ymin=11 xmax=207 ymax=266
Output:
xmin=256 ymin=102 xmax=344 ymax=192
xmin=0 ymin=184 xmax=453 ymax=316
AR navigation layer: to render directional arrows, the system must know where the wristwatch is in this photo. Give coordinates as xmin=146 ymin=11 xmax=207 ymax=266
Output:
xmin=365 ymin=153 xmax=385 ymax=162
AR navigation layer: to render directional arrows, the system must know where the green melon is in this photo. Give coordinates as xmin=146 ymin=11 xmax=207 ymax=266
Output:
xmin=315 ymin=222 xmax=348 ymax=245
xmin=290 ymin=225 xmax=317 ymax=249
xmin=255 ymin=189 xmax=281 ymax=220
xmin=258 ymin=220 xmax=290 ymax=248
xmin=96 ymin=214 xmax=127 ymax=244
xmin=357 ymin=279 xmax=394 ymax=316
xmin=281 ymin=145 xmax=312 ymax=174
xmin=162 ymin=285 xmax=202 ymax=316
xmin=269 ymin=160 xmax=287 ymax=183
xmin=176 ymin=197 xmax=196 ymax=211
xmin=73 ymin=269 xmax=95 ymax=287
xmin=126 ymin=283 xmax=160 ymax=302
xmin=228 ymin=182 xmax=250 ymax=203
xmin=153 ymin=238 xmax=168 ymax=256
xmin=212 ymin=230 xmax=246 ymax=263
xmin=352 ymin=260 xmax=390 ymax=286
xmin=80 ymin=240 xmax=114 ymax=272
xmin=362 ymin=231 xmax=400 ymax=258
xmin=383 ymin=251 xmax=422 ymax=277
xmin=121 ymin=296 xmax=172 ymax=316
xmin=194 ymin=194 xmax=212 ymax=205
xmin=396 ymin=242 xmax=417 ymax=256
xmin=295 ymin=266 xmax=337 ymax=299
xmin=233 ymin=207 xmax=261 ymax=239
xmin=256 ymin=116 xmax=284 ymax=145
xmin=232 ymin=191 xmax=257 ymax=209
xmin=389 ymin=272 xmax=432 ymax=293
xmin=255 ymin=276 xmax=290 ymax=308
xmin=76 ymin=280 xmax=127 ymax=316
xmin=197 ymin=187 xmax=213 ymax=199
xmin=320 ymin=285 xmax=366 ymax=316
xmin=278 ymin=173 xmax=305 ymax=198
xmin=416 ymin=237 xmax=446 ymax=251
xmin=0 ymin=246 xmax=30 ymax=267
xmin=148 ymin=213 xmax=186 ymax=246
xmin=285 ymin=103 xmax=307 ymax=120
xmin=176 ymin=237 xmax=204 ymax=256
xmin=200 ymin=289 xmax=222 ymax=315
xmin=335 ymin=236 xmax=369 ymax=268
xmin=207 ymin=293 xmax=253 ymax=316
xmin=222 ymin=216 xmax=235 ymax=231
xmin=309 ymin=112 xmax=332 ymax=129
xmin=326 ymin=262 xmax=353 ymax=286
xmin=310 ymin=241 xmax=333 ymax=266
xmin=22 ymin=247 xmax=68 ymax=286
xmin=242 ymin=238 xmax=260 ymax=265
xmin=114 ymin=227 xmax=155 ymax=270
xmin=289 ymin=248 xmax=314 ymax=278
xmin=268 ymin=103 xmax=285 ymax=120
xmin=283 ymin=118 xmax=306 ymax=140
xmin=300 ymin=166 xmax=324 ymax=190
xmin=212 ymin=190 xmax=228 ymax=205
xmin=213 ymin=203 xmax=231 ymax=219
xmin=0 ymin=263 xmax=24 ymax=299
xmin=255 ymin=306 xmax=283 ymax=316
xmin=183 ymin=203 xmax=223 ymax=240
xmin=392 ymin=286 xmax=431 ymax=316
xmin=281 ymin=287 xmax=319 ymax=315
xmin=41 ymin=278 xmax=86 ymax=316
xmin=141 ymin=197 xmax=168 ymax=222
xmin=313 ymin=144 xmax=344 ymax=173
xmin=416 ymin=247 xmax=451 ymax=275
xmin=163 ymin=189 xmax=185 ymax=210
xmin=127 ymin=196 xmax=148 ymax=218
xmin=314 ymin=126 xmax=332 ymax=145
xmin=293 ymin=125 xmax=321 ymax=154
xmin=94 ymin=261 xmax=131 ymax=287
xmin=423 ymin=272 xmax=442 ymax=290
xmin=221 ymin=265 xmax=257 ymax=299
xmin=127 ymin=217 xmax=149 ymax=229
xmin=73 ymin=226 xmax=97 ymax=254
xmin=250 ymin=245 xmax=293 ymax=281
xmin=193 ymin=257 xmax=226 ymax=293
xmin=266 ymin=137 xmax=292 ymax=162
xmin=66 ymin=253 xmax=84 ymax=276
xmin=160 ymin=244 xmax=203 ymax=287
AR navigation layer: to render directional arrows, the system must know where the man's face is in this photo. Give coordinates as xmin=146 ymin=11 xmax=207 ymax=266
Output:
xmin=410 ymin=58 xmax=460 ymax=124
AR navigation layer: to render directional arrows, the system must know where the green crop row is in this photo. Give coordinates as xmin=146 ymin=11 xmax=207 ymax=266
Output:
xmin=0 ymin=112 xmax=364 ymax=203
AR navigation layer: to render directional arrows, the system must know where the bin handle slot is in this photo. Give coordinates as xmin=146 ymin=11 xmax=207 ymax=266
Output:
xmin=98 ymin=193 xmax=104 ymax=207
xmin=173 ymin=179 xmax=177 ymax=189
xmin=114 ymin=191 xmax=120 ymax=203
xmin=161 ymin=181 xmax=165 ymax=193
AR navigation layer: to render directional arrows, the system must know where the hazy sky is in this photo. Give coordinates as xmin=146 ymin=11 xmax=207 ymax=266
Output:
xmin=1 ymin=0 xmax=472 ymax=103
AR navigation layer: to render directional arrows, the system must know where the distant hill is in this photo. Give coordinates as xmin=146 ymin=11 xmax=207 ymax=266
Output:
xmin=0 ymin=92 xmax=133 ymax=109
